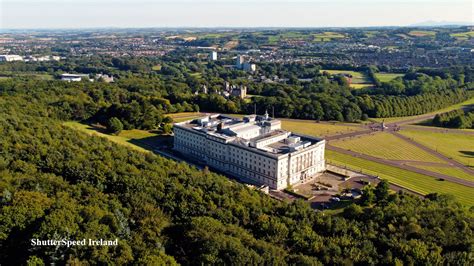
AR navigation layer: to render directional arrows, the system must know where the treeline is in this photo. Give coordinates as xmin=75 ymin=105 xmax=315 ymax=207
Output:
xmin=433 ymin=109 xmax=474 ymax=129
xmin=358 ymin=89 xmax=471 ymax=118
xmin=1 ymin=58 xmax=473 ymax=124
xmin=0 ymin=95 xmax=473 ymax=264
xmin=0 ymin=77 xmax=200 ymax=131
xmin=365 ymin=72 xmax=461 ymax=96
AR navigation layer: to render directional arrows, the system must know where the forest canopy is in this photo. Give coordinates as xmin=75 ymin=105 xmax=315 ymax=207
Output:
xmin=0 ymin=75 xmax=473 ymax=264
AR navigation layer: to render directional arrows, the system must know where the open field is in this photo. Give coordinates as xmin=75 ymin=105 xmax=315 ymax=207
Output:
xmin=372 ymin=96 xmax=474 ymax=123
xmin=350 ymin=84 xmax=373 ymax=89
xmin=331 ymin=132 xmax=446 ymax=163
xmin=281 ymin=119 xmax=363 ymax=137
xmin=396 ymin=33 xmax=410 ymax=39
xmin=364 ymin=31 xmax=379 ymax=38
xmin=406 ymin=163 xmax=474 ymax=182
xmin=451 ymin=31 xmax=474 ymax=40
xmin=375 ymin=73 xmax=404 ymax=82
xmin=312 ymin=32 xmax=345 ymax=42
xmin=223 ymin=40 xmax=239 ymax=50
xmin=400 ymin=130 xmax=474 ymax=167
xmin=63 ymin=121 xmax=155 ymax=153
xmin=408 ymin=30 xmax=436 ymax=37
xmin=326 ymin=150 xmax=474 ymax=206
xmin=0 ymin=72 xmax=54 ymax=80
xmin=321 ymin=69 xmax=371 ymax=84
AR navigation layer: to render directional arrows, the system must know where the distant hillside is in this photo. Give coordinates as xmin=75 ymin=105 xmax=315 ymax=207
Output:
xmin=409 ymin=20 xmax=474 ymax=27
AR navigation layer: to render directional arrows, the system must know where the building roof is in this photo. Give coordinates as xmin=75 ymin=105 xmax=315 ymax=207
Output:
xmin=175 ymin=114 xmax=325 ymax=158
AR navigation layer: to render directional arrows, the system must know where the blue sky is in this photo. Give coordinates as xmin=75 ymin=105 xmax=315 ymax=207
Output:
xmin=1 ymin=0 xmax=472 ymax=28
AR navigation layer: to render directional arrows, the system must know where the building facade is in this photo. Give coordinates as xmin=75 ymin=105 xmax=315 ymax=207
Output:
xmin=61 ymin=73 xmax=92 ymax=82
xmin=174 ymin=113 xmax=326 ymax=190
xmin=210 ymin=51 xmax=218 ymax=61
xmin=0 ymin=55 xmax=23 ymax=62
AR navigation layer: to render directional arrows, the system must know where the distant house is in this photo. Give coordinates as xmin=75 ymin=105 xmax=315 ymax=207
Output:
xmin=61 ymin=73 xmax=91 ymax=82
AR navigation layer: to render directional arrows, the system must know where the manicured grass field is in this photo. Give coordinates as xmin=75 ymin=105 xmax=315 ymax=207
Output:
xmin=326 ymin=150 xmax=474 ymax=207
xmin=375 ymin=73 xmax=404 ymax=83
xmin=408 ymin=30 xmax=436 ymax=37
xmin=406 ymin=163 xmax=474 ymax=182
xmin=372 ymin=96 xmax=474 ymax=123
xmin=331 ymin=132 xmax=446 ymax=163
xmin=281 ymin=119 xmax=363 ymax=137
xmin=63 ymin=121 xmax=155 ymax=153
xmin=400 ymin=130 xmax=474 ymax=167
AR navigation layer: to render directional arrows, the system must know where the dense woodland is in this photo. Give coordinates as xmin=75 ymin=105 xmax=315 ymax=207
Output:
xmin=1 ymin=58 xmax=474 ymax=264
xmin=1 ymin=58 xmax=473 ymax=127
xmin=0 ymin=88 xmax=473 ymax=265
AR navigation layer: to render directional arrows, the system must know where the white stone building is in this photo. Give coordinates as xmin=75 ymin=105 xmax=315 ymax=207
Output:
xmin=0 ymin=55 xmax=23 ymax=62
xmin=173 ymin=113 xmax=326 ymax=190
xmin=60 ymin=73 xmax=92 ymax=82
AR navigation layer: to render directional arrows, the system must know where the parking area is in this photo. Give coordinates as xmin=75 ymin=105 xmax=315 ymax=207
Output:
xmin=286 ymin=166 xmax=380 ymax=209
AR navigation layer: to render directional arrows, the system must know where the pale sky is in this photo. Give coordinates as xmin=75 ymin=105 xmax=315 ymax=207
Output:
xmin=1 ymin=0 xmax=473 ymax=29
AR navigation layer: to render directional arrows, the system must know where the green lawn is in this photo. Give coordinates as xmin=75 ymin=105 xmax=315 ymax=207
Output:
xmin=350 ymin=84 xmax=374 ymax=89
xmin=375 ymin=73 xmax=404 ymax=83
xmin=169 ymin=112 xmax=204 ymax=123
xmin=331 ymin=132 xmax=445 ymax=163
xmin=281 ymin=119 xmax=363 ymax=137
xmin=406 ymin=163 xmax=474 ymax=182
xmin=63 ymin=121 xmax=155 ymax=153
xmin=326 ymin=150 xmax=474 ymax=207
xmin=400 ymin=130 xmax=474 ymax=167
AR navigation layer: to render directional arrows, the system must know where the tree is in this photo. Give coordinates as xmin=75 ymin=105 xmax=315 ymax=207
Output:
xmin=360 ymin=185 xmax=375 ymax=206
xmin=162 ymin=123 xmax=173 ymax=134
xmin=375 ymin=179 xmax=390 ymax=202
xmin=343 ymin=204 xmax=364 ymax=219
xmin=107 ymin=117 xmax=123 ymax=135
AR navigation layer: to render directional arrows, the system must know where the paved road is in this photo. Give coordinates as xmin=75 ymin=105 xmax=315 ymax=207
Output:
xmin=325 ymin=129 xmax=374 ymax=141
xmin=327 ymin=145 xmax=474 ymax=188
xmin=390 ymin=160 xmax=453 ymax=167
xmin=388 ymin=114 xmax=437 ymax=126
xmin=392 ymin=132 xmax=474 ymax=176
